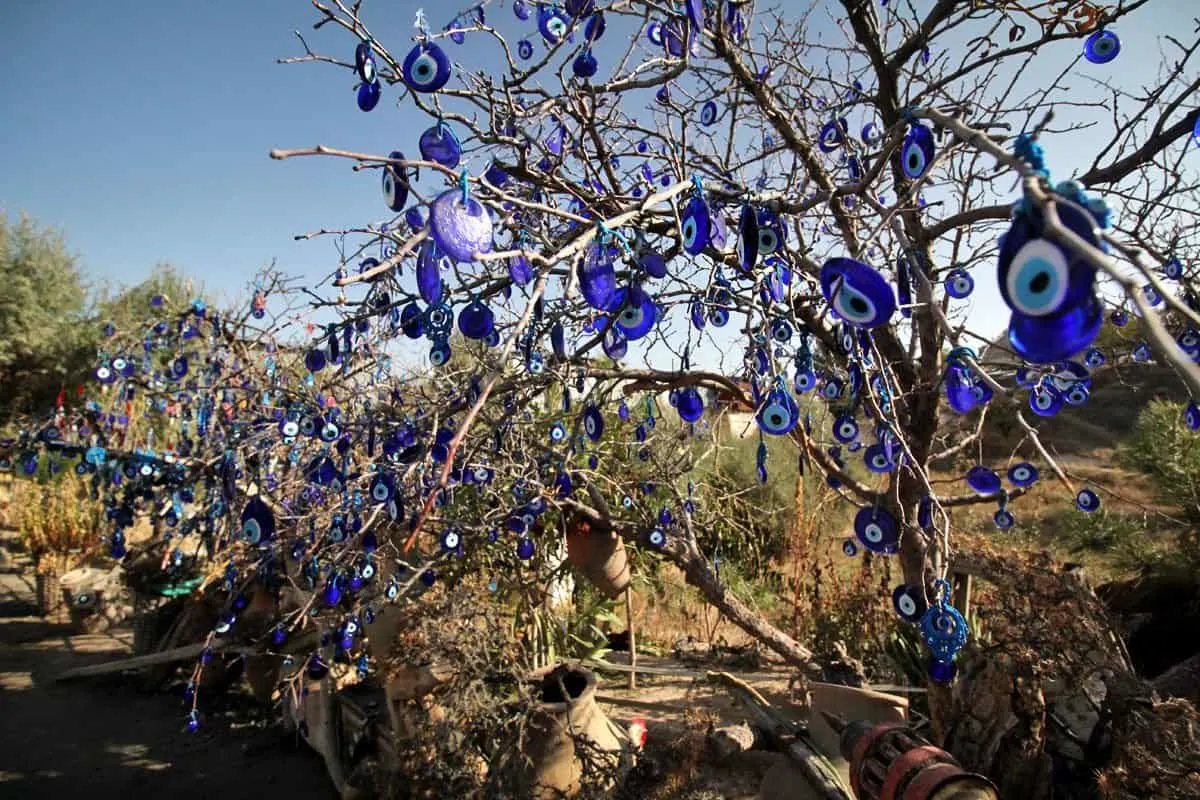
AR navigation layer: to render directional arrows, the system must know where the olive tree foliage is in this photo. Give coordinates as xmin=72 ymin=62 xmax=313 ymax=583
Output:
xmin=0 ymin=213 xmax=93 ymax=419
xmin=260 ymin=0 xmax=1200 ymax=667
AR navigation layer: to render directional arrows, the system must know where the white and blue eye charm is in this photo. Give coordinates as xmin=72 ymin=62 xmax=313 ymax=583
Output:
xmin=402 ymin=42 xmax=451 ymax=93
xmin=944 ymin=268 xmax=974 ymax=299
xmin=755 ymin=386 xmax=800 ymax=436
xmin=1083 ymin=29 xmax=1121 ymax=64
xmin=819 ymin=257 xmax=897 ymax=329
xmin=680 ymin=194 xmax=712 ymax=256
xmin=698 ymin=100 xmax=719 ymax=127
xmin=239 ymin=497 xmax=275 ymax=545
xmin=900 ymin=123 xmax=935 ymax=179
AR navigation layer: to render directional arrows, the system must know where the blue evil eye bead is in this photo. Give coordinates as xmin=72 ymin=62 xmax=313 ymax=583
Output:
xmin=382 ymin=151 xmax=409 ymax=212
xmin=756 ymin=388 xmax=799 ymax=436
xmin=646 ymin=528 xmax=668 ymax=550
xmin=861 ymin=122 xmax=882 ymax=146
xmin=900 ymin=124 xmax=935 ymax=179
xmin=1185 ymin=401 xmax=1200 ymax=430
xmin=639 ymin=251 xmax=667 ymax=279
xmin=579 ymin=243 xmax=617 ymax=310
xmin=440 ymin=528 xmax=461 ymax=552
xmin=699 ymin=100 xmax=718 ymax=127
xmin=863 ymin=443 xmax=895 ymax=474
xmin=818 ymin=118 xmax=846 ymax=152
xmin=994 ymin=508 xmax=1016 ymax=530
xmin=1084 ymin=347 xmax=1105 ymax=368
xmin=402 ymin=43 xmax=451 ymax=92
xmin=1164 ymin=257 xmax=1184 ymax=279
xmin=794 ymin=368 xmax=816 ymax=393
xmin=613 ymin=287 xmax=657 ymax=341
xmin=965 ymin=465 xmax=1001 ymax=494
xmin=419 ymin=124 xmax=462 ymax=169
xmin=1110 ymin=308 xmax=1129 ymax=327
xmin=1132 ymin=342 xmax=1151 ymax=362
xmin=240 ymin=497 xmax=275 ymax=545
xmin=457 ymin=300 xmax=495 ymax=340
xmin=676 ymin=387 xmax=705 ymax=423
xmin=573 ymin=50 xmax=598 ymax=78
xmin=416 ymin=240 xmax=443 ymax=304
xmin=369 ymin=472 xmax=395 ymax=503
xmin=319 ymin=418 xmax=341 ymax=442
xmin=429 ymin=340 xmax=451 ymax=367
xmin=585 ymin=12 xmax=606 ymax=41
xmin=893 ymin=585 xmax=927 ymax=623
xmin=842 ymin=539 xmax=858 ymax=557
xmin=355 ymin=41 xmax=377 ymax=84
xmin=513 ymin=0 xmax=531 ymax=20
xmin=737 ymin=205 xmax=759 ymax=273
xmin=538 ymin=6 xmax=570 ymax=43
xmin=582 ymin=404 xmax=604 ymax=441
xmin=854 ymin=506 xmax=899 ymax=555
xmin=680 ymin=196 xmax=712 ymax=256
xmin=821 ymin=377 xmax=843 ymax=401
xmin=429 ymin=190 xmax=494 ymax=262
xmin=944 ymin=364 xmax=977 ymax=414
xmin=1029 ymin=384 xmax=1062 ymax=417
xmin=305 ymin=348 xmax=327 ymax=373
xmin=516 ymin=537 xmax=536 ymax=560
xmin=920 ymin=580 xmax=969 ymax=684
xmin=1083 ymin=29 xmax=1120 ymax=64
xmin=1076 ymin=488 xmax=1101 ymax=512
xmin=1063 ymin=382 xmax=1089 ymax=406
xmin=944 ymin=268 xmax=974 ymax=299
xmin=527 ymin=351 xmax=545 ymax=373
xmin=356 ymin=80 xmax=381 ymax=111
xmin=518 ymin=39 xmax=534 ymax=60
xmin=757 ymin=215 xmax=782 ymax=256
xmin=820 ymin=257 xmax=897 ymax=329
xmin=549 ymin=421 xmax=567 ymax=443
xmin=918 ymin=495 xmax=934 ymax=531
xmin=509 ymin=253 xmax=535 ymax=285
xmin=688 ymin=296 xmax=706 ymax=328
xmin=832 ymin=413 xmax=859 ymax=444
xmin=646 ymin=20 xmax=664 ymax=46
xmin=1007 ymin=462 xmax=1039 ymax=488
xmin=401 ymin=301 xmax=425 ymax=338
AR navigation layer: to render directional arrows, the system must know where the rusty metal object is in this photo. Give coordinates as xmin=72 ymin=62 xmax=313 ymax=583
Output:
xmin=823 ymin=712 xmax=999 ymax=800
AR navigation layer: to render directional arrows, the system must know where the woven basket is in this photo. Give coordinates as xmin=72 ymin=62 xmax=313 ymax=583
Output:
xmin=36 ymin=569 xmax=63 ymax=617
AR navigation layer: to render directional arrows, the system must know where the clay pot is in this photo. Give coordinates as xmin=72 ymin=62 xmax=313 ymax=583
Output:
xmin=566 ymin=522 xmax=631 ymax=599
xmin=520 ymin=665 xmax=631 ymax=799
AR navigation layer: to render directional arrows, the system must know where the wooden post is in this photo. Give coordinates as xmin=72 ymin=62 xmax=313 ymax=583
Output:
xmin=625 ymin=584 xmax=636 ymax=691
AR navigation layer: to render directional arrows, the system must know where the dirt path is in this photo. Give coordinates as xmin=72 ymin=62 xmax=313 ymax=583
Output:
xmin=0 ymin=564 xmax=336 ymax=799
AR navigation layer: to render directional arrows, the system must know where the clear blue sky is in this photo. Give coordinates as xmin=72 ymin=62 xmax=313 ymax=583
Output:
xmin=2 ymin=0 xmax=1194 ymax=350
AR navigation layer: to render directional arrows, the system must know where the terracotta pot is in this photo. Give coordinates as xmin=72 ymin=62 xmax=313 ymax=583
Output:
xmin=566 ymin=523 xmax=631 ymax=599
xmin=520 ymin=665 xmax=632 ymax=799
xmin=35 ymin=569 xmax=63 ymax=617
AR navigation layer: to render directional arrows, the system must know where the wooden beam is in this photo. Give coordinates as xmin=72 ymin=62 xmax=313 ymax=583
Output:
xmin=55 ymin=643 xmax=263 ymax=682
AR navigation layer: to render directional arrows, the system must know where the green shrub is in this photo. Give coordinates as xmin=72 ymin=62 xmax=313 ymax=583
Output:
xmin=1119 ymin=399 xmax=1200 ymax=526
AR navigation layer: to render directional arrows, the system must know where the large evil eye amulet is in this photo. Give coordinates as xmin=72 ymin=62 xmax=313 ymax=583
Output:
xmin=1083 ymin=29 xmax=1120 ymax=64
xmin=944 ymin=268 xmax=974 ymax=299
xmin=998 ymin=202 xmax=1102 ymax=363
xmin=820 ymin=257 xmax=897 ymax=329
xmin=429 ymin=189 xmax=494 ymax=262
xmin=402 ymin=42 xmax=451 ymax=92
xmin=538 ymin=6 xmax=570 ymax=43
